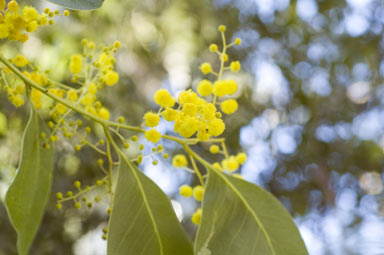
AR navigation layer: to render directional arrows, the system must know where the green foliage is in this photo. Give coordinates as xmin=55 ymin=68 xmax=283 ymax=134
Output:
xmin=107 ymin=152 xmax=193 ymax=255
xmin=195 ymin=169 xmax=308 ymax=255
xmin=5 ymin=107 xmax=54 ymax=255
xmin=48 ymin=0 xmax=104 ymax=10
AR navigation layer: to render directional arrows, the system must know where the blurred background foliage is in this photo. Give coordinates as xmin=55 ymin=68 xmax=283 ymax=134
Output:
xmin=1 ymin=0 xmax=384 ymax=254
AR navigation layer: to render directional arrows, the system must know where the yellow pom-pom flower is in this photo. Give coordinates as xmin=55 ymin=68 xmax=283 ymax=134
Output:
xmin=222 ymin=156 xmax=239 ymax=172
xmin=144 ymin=112 xmax=160 ymax=127
xmin=97 ymin=107 xmax=110 ymax=120
xmin=179 ymin=185 xmax=193 ymax=197
xmin=69 ymin=54 xmax=82 ymax=74
xmin=193 ymin=186 xmax=204 ymax=201
xmin=0 ymin=0 xmax=6 ymax=10
xmin=209 ymin=44 xmax=218 ymax=52
xmin=22 ymin=6 xmax=39 ymax=22
xmin=67 ymin=89 xmax=78 ymax=101
xmin=197 ymin=80 xmax=213 ymax=96
xmin=12 ymin=55 xmax=29 ymax=67
xmin=212 ymin=80 xmax=227 ymax=97
xmin=191 ymin=208 xmax=202 ymax=225
xmin=209 ymin=145 xmax=219 ymax=154
xmin=105 ymin=71 xmax=119 ymax=86
xmin=0 ymin=24 xmax=9 ymax=39
xmin=154 ymin=89 xmax=175 ymax=108
xmin=207 ymin=118 xmax=225 ymax=136
xmin=145 ymin=129 xmax=161 ymax=143
xmin=7 ymin=0 xmax=19 ymax=12
xmin=200 ymin=62 xmax=212 ymax=74
xmin=178 ymin=90 xmax=198 ymax=105
xmin=172 ymin=154 xmax=188 ymax=168
xmin=55 ymin=103 xmax=67 ymax=115
xmin=31 ymin=89 xmax=42 ymax=109
xmin=230 ymin=61 xmax=241 ymax=72
xmin=162 ymin=107 xmax=178 ymax=121
xmin=225 ymin=80 xmax=238 ymax=95
xmin=234 ymin=38 xmax=242 ymax=45
xmin=220 ymin=99 xmax=238 ymax=115
xmin=218 ymin=25 xmax=226 ymax=32
xmin=236 ymin=152 xmax=247 ymax=164
xmin=182 ymin=103 xmax=197 ymax=116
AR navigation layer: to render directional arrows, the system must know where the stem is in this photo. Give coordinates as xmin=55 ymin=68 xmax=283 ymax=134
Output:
xmin=103 ymin=125 xmax=114 ymax=195
xmin=187 ymin=152 xmax=204 ymax=185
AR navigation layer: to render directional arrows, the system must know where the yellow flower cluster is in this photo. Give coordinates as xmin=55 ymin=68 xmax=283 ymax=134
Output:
xmin=65 ymin=40 xmax=121 ymax=120
xmin=212 ymin=152 xmax=247 ymax=173
xmin=143 ymin=25 xmax=242 ymax=147
xmin=0 ymin=0 xmax=65 ymax=43
xmin=1 ymin=57 xmax=48 ymax=108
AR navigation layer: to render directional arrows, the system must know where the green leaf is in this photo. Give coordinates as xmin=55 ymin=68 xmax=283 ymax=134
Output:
xmin=47 ymin=0 xmax=104 ymax=10
xmin=5 ymin=107 xmax=54 ymax=255
xmin=107 ymin=153 xmax=193 ymax=255
xmin=195 ymin=170 xmax=308 ymax=255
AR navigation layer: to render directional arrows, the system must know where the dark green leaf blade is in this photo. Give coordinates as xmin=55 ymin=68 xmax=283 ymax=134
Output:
xmin=5 ymin=107 xmax=54 ymax=255
xmin=195 ymin=170 xmax=308 ymax=255
xmin=107 ymin=154 xmax=193 ymax=255
xmin=47 ymin=0 xmax=104 ymax=10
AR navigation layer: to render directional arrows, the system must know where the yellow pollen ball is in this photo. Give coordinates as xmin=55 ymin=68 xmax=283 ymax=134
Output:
xmin=220 ymin=99 xmax=238 ymax=115
xmin=193 ymin=186 xmax=204 ymax=201
xmin=0 ymin=24 xmax=9 ymax=39
xmin=31 ymin=89 xmax=42 ymax=109
xmin=200 ymin=63 xmax=212 ymax=74
xmin=22 ymin=6 xmax=39 ymax=22
xmin=144 ymin=112 xmax=160 ymax=127
xmin=7 ymin=0 xmax=18 ymax=11
xmin=145 ymin=129 xmax=161 ymax=143
xmin=208 ymin=118 xmax=225 ymax=136
xmin=191 ymin=208 xmax=202 ymax=225
xmin=69 ymin=54 xmax=82 ymax=74
xmin=172 ymin=154 xmax=188 ymax=168
xmin=178 ymin=90 xmax=197 ymax=105
xmin=182 ymin=103 xmax=197 ymax=116
xmin=218 ymin=25 xmax=226 ymax=32
xmin=221 ymin=53 xmax=229 ymax=62
xmin=105 ymin=71 xmax=119 ymax=86
xmin=197 ymin=80 xmax=213 ymax=96
xmin=26 ymin=21 xmax=38 ymax=32
xmin=234 ymin=37 xmax=242 ymax=45
xmin=113 ymin=40 xmax=121 ymax=48
xmin=162 ymin=107 xmax=178 ymax=121
xmin=55 ymin=103 xmax=67 ymax=115
xmin=209 ymin=145 xmax=220 ymax=154
xmin=98 ymin=107 xmax=110 ymax=120
xmin=179 ymin=185 xmax=193 ymax=197
xmin=12 ymin=55 xmax=29 ymax=67
xmin=222 ymin=156 xmax=239 ymax=172
xmin=212 ymin=80 xmax=227 ymax=97
xmin=236 ymin=152 xmax=247 ymax=164
xmin=154 ymin=89 xmax=175 ymax=108
xmin=0 ymin=0 xmax=5 ymax=10
xmin=209 ymin=44 xmax=218 ymax=52
xmin=230 ymin=61 xmax=241 ymax=72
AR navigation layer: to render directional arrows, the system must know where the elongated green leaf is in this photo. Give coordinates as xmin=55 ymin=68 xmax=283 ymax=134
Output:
xmin=5 ymin=107 xmax=54 ymax=255
xmin=195 ymin=170 xmax=308 ymax=255
xmin=107 ymin=153 xmax=193 ymax=255
xmin=47 ymin=0 xmax=104 ymax=10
